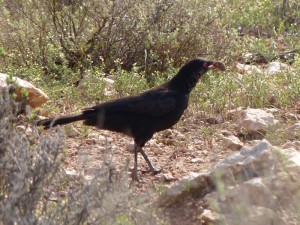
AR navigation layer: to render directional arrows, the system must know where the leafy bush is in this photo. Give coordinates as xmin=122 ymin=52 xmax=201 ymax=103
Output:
xmin=223 ymin=0 xmax=300 ymax=36
xmin=0 ymin=0 xmax=239 ymax=77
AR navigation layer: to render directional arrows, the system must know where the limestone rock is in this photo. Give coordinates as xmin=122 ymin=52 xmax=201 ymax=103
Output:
xmin=240 ymin=53 xmax=268 ymax=64
xmin=285 ymin=123 xmax=300 ymax=140
xmin=221 ymin=134 xmax=243 ymax=150
xmin=267 ymin=62 xmax=291 ymax=75
xmin=103 ymin=77 xmax=115 ymax=96
xmin=156 ymin=173 xmax=175 ymax=182
xmin=236 ymin=63 xmax=263 ymax=75
xmin=216 ymin=177 xmax=276 ymax=208
xmin=199 ymin=209 xmax=221 ymax=224
xmin=65 ymin=168 xmax=79 ymax=180
xmin=282 ymin=141 xmax=300 ymax=151
xmin=156 ymin=139 xmax=300 ymax=224
xmin=157 ymin=172 xmax=214 ymax=206
xmin=190 ymin=157 xmax=204 ymax=163
xmin=222 ymin=206 xmax=281 ymax=225
xmin=0 ymin=73 xmax=48 ymax=108
xmin=239 ymin=108 xmax=277 ymax=134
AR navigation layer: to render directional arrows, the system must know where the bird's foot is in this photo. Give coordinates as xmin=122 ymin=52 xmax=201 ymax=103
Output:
xmin=141 ymin=167 xmax=162 ymax=175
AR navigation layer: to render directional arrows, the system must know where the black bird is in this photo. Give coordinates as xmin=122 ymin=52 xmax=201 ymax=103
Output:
xmin=37 ymin=58 xmax=225 ymax=181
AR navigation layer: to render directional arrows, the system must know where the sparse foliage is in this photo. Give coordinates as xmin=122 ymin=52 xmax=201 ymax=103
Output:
xmin=0 ymin=90 xmax=162 ymax=225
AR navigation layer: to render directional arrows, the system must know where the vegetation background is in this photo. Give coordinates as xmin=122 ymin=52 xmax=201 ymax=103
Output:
xmin=0 ymin=0 xmax=299 ymax=224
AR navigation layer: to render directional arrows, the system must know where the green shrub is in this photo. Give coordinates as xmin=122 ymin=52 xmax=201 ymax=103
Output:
xmin=0 ymin=0 xmax=240 ymax=77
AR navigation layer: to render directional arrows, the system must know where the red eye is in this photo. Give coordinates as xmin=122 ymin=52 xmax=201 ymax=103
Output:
xmin=203 ymin=62 xmax=208 ymax=68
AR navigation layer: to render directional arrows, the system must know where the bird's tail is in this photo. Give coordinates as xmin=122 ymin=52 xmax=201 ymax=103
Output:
xmin=36 ymin=113 xmax=87 ymax=129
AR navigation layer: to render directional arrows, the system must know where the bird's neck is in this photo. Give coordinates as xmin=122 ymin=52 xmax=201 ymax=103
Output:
xmin=168 ymin=72 xmax=198 ymax=94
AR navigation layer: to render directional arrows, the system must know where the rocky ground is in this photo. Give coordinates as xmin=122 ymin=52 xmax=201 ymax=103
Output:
xmin=60 ymin=105 xmax=299 ymax=225
xmin=3 ymin=60 xmax=299 ymax=224
xmin=62 ymin=109 xmax=240 ymax=191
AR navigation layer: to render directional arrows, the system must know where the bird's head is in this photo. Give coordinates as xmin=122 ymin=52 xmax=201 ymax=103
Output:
xmin=170 ymin=58 xmax=225 ymax=93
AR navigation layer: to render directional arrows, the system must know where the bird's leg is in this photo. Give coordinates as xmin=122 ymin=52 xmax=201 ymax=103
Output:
xmin=138 ymin=147 xmax=162 ymax=175
xmin=132 ymin=143 xmax=140 ymax=182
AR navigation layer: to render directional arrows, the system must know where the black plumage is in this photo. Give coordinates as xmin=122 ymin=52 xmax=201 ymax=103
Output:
xmin=37 ymin=58 xmax=225 ymax=181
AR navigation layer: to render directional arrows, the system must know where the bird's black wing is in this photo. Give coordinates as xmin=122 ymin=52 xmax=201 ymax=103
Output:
xmin=84 ymin=89 xmax=183 ymax=117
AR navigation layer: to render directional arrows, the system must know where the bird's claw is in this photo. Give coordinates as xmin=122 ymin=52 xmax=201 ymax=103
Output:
xmin=141 ymin=167 xmax=162 ymax=175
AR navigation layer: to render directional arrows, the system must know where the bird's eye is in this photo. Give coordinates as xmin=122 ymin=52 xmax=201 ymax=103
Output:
xmin=203 ymin=62 xmax=208 ymax=68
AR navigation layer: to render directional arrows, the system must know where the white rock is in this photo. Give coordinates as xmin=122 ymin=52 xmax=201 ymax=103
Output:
xmin=200 ymin=209 xmax=220 ymax=223
xmin=191 ymin=158 xmax=204 ymax=163
xmin=224 ymin=206 xmax=280 ymax=225
xmin=267 ymin=62 xmax=291 ymax=75
xmin=236 ymin=63 xmax=263 ymax=75
xmin=265 ymin=108 xmax=279 ymax=113
xmin=157 ymin=173 xmax=175 ymax=182
xmin=220 ymin=177 xmax=275 ymax=208
xmin=285 ymin=123 xmax=300 ymax=140
xmin=157 ymin=139 xmax=300 ymax=224
xmin=0 ymin=73 xmax=49 ymax=108
xmin=157 ymin=172 xmax=202 ymax=205
xmin=65 ymin=168 xmax=79 ymax=180
xmin=239 ymin=108 xmax=277 ymax=133
xmin=215 ymin=139 xmax=272 ymax=169
xmin=284 ymin=113 xmax=298 ymax=120
xmin=103 ymin=77 xmax=114 ymax=85
xmin=103 ymin=77 xmax=116 ymax=96
xmin=282 ymin=141 xmax=300 ymax=151
xmin=281 ymin=147 xmax=300 ymax=174
xmin=211 ymin=140 xmax=276 ymax=186
xmin=222 ymin=134 xmax=243 ymax=150
xmin=176 ymin=132 xmax=186 ymax=141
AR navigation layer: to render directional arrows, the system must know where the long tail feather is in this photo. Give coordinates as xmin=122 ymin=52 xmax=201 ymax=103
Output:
xmin=36 ymin=114 xmax=86 ymax=129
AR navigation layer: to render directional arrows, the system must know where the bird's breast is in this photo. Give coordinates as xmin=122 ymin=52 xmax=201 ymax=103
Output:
xmin=152 ymin=103 xmax=187 ymax=132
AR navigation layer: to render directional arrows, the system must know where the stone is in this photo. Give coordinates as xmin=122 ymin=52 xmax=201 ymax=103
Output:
xmin=157 ymin=172 xmax=212 ymax=206
xmin=239 ymin=108 xmax=277 ymax=134
xmin=284 ymin=113 xmax=298 ymax=120
xmin=176 ymin=132 xmax=186 ymax=141
xmin=205 ymin=115 xmax=223 ymax=124
xmin=200 ymin=209 xmax=221 ymax=223
xmin=218 ymin=177 xmax=275 ymax=208
xmin=157 ymin=173 xmax=175 ymax=182
xmin=280 ymin=147 xmax=300 ymax=174
xmin=282 ymin=141 xmax=300 ymax=151
xmin=103 ymin=77 xmax=114 ymax=85
xmin=240 ymin=53 xmax=268 ymax=64
xmin=17 ymin=125 xmax=33 ymax=135
xmin=267 ymin=62 xmax=291 ymax=75
xmin=65 ymin=168 xmax=79 ymax=180
xmin=156 ymin=139 xmax=300 ymax=224
xmin=161 ymin=129 xmax=173 ymax=138
xmin=236 ymin=63 xmax=263 ymax=75
xmin=221 ymin=134 xmax=243 ymax=150
xmin=0 ymin=73 xmax=49 ymax=108
xmin=214 ymin=139 xmax=272 ymax=169
xmin=103 ymin=77 xmax=115 ymax=96
xmin=285 ymin=123 xmax=300 ymax=140
xmin=190 ymin=158 xmax=204 ymax=163
xmin=265 ymin=108 xmax=279 ymax=113
xmin=223 ymin=206 xmax=281 ymax=225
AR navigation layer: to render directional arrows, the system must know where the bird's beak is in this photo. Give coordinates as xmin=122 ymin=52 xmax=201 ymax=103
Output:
xmin=208 ymin=61 xmax=226 ymax=71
